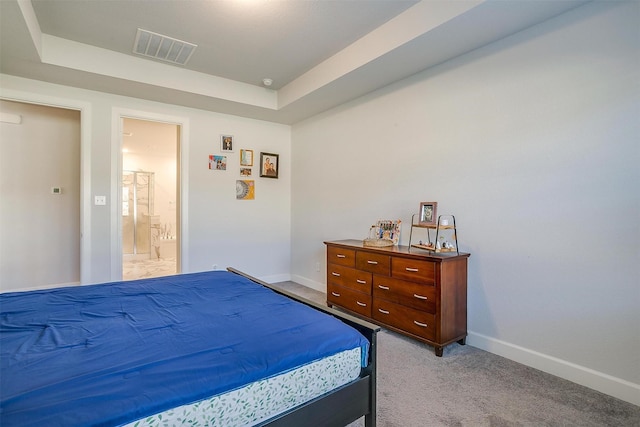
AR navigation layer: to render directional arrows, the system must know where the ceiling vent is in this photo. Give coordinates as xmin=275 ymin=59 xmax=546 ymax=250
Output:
xmin=133 ymin=28 xmax=197 ymax=66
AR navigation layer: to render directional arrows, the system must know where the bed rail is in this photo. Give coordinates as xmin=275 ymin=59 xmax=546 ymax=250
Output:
xmin=227 ymin=267 xmax=379 ymax=427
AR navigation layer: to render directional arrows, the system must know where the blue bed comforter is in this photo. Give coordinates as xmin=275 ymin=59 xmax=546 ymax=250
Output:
xmin=0 ymin=271 xmax=369 ymax=426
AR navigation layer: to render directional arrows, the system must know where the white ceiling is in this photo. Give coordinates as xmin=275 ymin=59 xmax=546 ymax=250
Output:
xmin=0 ymin=0 xmax=588 ymax=124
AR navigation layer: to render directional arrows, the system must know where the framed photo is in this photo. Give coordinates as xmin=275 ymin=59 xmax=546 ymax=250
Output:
xmin=240 ymin=167 xmax=252 ymax=177
xmin=209 ymin=155 xmax=227 ymax=170
xmin=221 ymin=135 xmax=234 ymax=152
xmin=240 ymin=149 xmax=253 ymax=166
xmin=419 ymin=202 xmax=437 ymax=225
xmin=236 ymin=180 xmax=255 ymax=200
xmin=259 ymin=152 xmax=279 ymax=178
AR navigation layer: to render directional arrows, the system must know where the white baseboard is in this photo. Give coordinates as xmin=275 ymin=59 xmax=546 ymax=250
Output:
xmin=285 ymin=276 xmax=639 ymax=407
xmin=259 ymin=273 xmax=292 ymax=284
xmin=467 ymin=331 xmax=640 ymax=407
xmin=290 ymin=274 xmax=325 ymax=293
xmin=1 ymin=280 xmax=81 ymax=294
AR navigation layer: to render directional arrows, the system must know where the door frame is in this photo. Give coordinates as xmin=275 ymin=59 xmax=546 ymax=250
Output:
xmin=111 ymin=108 xmax=189 ymax=280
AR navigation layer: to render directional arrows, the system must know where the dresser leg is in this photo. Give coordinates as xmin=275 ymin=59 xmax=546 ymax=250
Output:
xmin=435 ymin=347 xmax=443 ymax=357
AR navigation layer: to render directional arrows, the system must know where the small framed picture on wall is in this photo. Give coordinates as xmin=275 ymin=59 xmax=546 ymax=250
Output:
xmin=240 ymin=149 xmax=253 ymax=166
xmin=259 ymin=152 xmax=279 ymax=179
xmin=236 ymin=180 xmax=255 ymax=200
xmin=221 ymin=135 xmax=234 ymax=152
xmin=209 ymin=155 xmax=227 ymax=170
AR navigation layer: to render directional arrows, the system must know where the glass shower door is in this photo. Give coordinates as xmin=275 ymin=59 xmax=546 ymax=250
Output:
xmin=122 ymin=171 xmax=153 ymax=256
xmin=122 ymin=172 xmax=135 ymax=255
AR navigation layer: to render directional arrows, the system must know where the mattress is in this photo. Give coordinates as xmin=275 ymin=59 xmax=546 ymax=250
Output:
xmin=126 ymin=347 xmax=362 ymax=427
xmin=1 ymin=270 xmax=369 ymax=426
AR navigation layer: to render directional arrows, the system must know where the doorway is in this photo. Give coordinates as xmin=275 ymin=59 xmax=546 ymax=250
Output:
xmin=0 ymin=100 xmax=81 ymax=291
xmin=121 ymin=117 xmax=179 ymax=281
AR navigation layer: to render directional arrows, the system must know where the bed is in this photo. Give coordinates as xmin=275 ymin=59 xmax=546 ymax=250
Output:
xmin=0 ymin=268 xmax=379 ymax=426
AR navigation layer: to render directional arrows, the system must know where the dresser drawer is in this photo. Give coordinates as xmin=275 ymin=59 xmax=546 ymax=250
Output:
xmin=373 ymin=275 xmax=436 ymax=313
xmin=327 ymin=246 xmax=356 ymax=267
xmin=327 ymin=283 xmax=372 ymax=317
xmin=373 ymin=299 xmax=435 ymax=341
xmin=326 ymin=240 xmax=469 ymax=357
xmin=356 ymin=251 xmax=391 ymax=276
xmin=391 ymin=257 xmax=435 ymax=285
xmin=327 ymin=264 xmax=372 ymax=294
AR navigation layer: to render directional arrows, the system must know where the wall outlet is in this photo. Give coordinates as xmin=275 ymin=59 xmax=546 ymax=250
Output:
xmin=315 ymin=261 xmax=320 ymax=272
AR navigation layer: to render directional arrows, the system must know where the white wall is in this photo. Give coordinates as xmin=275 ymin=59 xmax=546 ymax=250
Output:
xmin=0 ymin=76 xmax=292 ymax=286
xmin=181 ymin=106 xmax=291 ymax=281
xmin=290 ymin=1 xmax=639 ymax=404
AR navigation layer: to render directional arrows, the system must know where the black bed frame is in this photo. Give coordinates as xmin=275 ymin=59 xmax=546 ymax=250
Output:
xmin=228 ymin=268 xmax=379 ymax=427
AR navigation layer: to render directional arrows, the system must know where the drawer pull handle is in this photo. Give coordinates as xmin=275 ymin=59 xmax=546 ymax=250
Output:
xmin=378 ymin=285 xmax=390 ymax=290
xmin=405 ymin=267 xmax=419 ymax=272
xmin=367 ymin=260 xmax=378 ymax=265
xmin=331 ymin=272 xmax=341 ymax=277
xmin=356 ymin=301 xmax=367 ymax=307
xmin=356 ymin=279 xmax=367 ymax=284
xmin=336 ymin=254 xmax=346 ymax=258
xmin=378 ymin=309 xmax=390 ymax=315
xmin=413 ymin=294 xmax=428 ymax=300
xmin=413 ymin=320 xmax=428 ymax=328
xmin=331 ymin=292 xmax=341 ymax=297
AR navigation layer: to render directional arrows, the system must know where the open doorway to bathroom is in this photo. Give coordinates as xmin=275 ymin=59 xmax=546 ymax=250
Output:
xmin=121 ymin=118 xmax=179 ymax=281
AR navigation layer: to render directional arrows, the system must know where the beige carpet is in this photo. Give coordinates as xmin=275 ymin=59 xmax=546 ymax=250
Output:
xmin=350 ymin=330 xmax=639 ymax=426
xmin=271 ymin=281 xmax=640 ymax=427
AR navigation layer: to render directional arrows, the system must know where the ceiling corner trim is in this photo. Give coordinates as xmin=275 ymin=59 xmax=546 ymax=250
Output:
xmin=16 ymin=0 xmax=43 ymax=59
xmin=39 ymin=35 xmax=278 ymax=110
xmin=277 ymin=0 xmax=485 ymax=109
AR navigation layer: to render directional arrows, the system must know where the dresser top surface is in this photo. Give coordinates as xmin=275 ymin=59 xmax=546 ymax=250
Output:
xmin=325 ymin=239 xmax=470 ymax=261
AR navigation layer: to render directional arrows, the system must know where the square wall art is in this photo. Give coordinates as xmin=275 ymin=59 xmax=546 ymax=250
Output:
xmin=236 ymin=180 xmax=255 ymax=200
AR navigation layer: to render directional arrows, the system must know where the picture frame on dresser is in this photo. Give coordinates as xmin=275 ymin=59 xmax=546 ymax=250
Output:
xmin=419 ymin=202 xmax=437 ymax=225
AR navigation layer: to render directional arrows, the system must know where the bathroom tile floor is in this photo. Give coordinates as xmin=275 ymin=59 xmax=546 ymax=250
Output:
xmin=122 ymin=257 xmax=177 ymax=281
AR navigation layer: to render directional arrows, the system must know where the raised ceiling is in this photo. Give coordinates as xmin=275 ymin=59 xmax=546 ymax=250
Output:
xmin=0 ymin=0 xmax=588 ymax=124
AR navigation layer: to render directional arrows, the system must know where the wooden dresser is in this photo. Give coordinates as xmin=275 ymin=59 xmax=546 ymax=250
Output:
xmin=325 ymin=239 xmax=470 ymax=356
